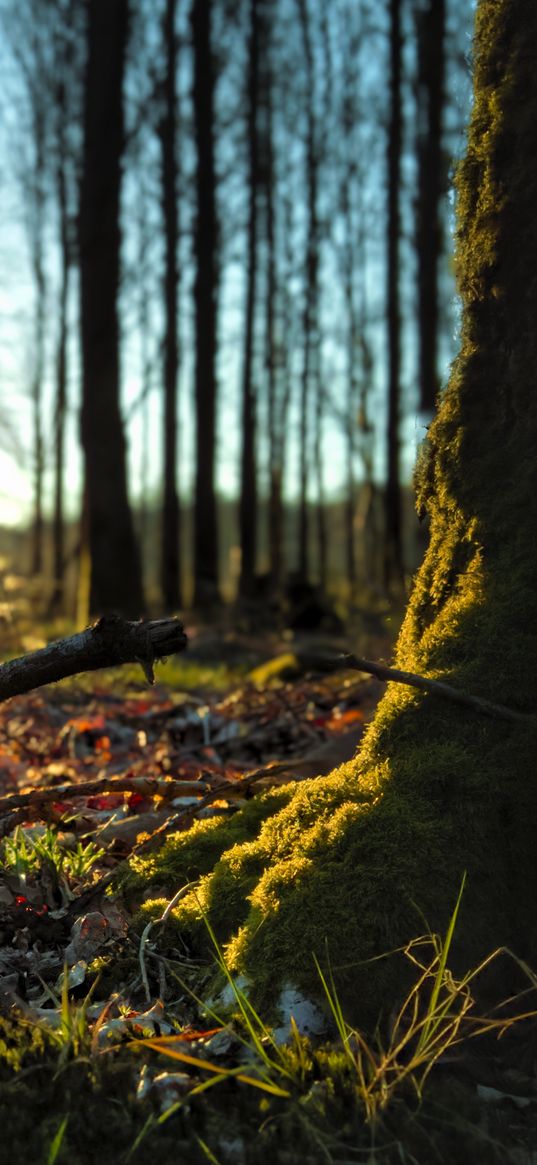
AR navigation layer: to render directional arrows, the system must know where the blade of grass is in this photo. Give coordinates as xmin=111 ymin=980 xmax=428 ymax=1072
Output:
xmin=191 ymin=895 xmax=292 ymax=1077
xmin=46 ymin=1115 xmax=68 ymax=1165
xmin=415 ymin=871 xmax=466 ymax=1055
xmin=133 ymin=1038 xmax=291 ymax=1097
xmin=195 ymin=1136 xmax=224 ymax=1165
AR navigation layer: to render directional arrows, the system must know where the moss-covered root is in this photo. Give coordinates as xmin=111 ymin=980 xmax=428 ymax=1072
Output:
xmin=135 ymin=679 xmax=534 ymax=1026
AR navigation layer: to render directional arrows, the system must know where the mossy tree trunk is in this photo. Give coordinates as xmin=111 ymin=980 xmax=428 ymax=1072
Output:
xmin=135 ymin=0 xmax=537 ymax=1026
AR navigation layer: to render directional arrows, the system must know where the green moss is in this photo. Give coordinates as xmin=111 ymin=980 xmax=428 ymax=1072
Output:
xmin=0 ymin=1015 xmax=54 ymax=1072
xmin=124 ymin=787 xmax=292 ymax=896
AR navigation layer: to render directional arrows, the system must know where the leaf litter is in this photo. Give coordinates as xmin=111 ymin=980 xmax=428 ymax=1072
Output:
xmin=0 ymin=643 xmax=381 ymax=1091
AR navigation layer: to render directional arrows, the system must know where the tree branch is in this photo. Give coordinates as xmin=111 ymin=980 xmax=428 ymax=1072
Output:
xmin=0 ymin=615 xmax=187 ymax=704
xmin=338 ymin=653 xmax=535 ymax=726
xmin=0 ymin=773 xmax=208 ymax=820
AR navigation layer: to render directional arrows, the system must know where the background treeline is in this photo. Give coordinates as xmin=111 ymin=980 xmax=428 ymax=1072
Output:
xmin=0 ymin=0 xmax=473 ymax=620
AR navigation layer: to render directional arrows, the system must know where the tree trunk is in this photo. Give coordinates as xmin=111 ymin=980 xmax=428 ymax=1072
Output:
xmin=79 ymin=0 xmax=145 ymax=618
xmin=191 ymin=0 xmax=220 ymax=609
xmin=415 ymin=0 xmax=446 ymax=416
xmin=384 ymin=0 xmax=403 ymax=588
xmin=140 ymin=0 xmax=537 ymax=1028
xmin=297 ymin=0 xmax=320 ymax=584
xmin=238 ymin=0 xmax=260 ymax=600
xmin=160 ymin=0 xmax=182 ymax=612
xmin=29 ymin=101 xmax=46 ymax=580
xmin=265 ymin=35 xmax=289 ymax=597
xmin=50 ymin=76 xmax=70 ymax=615
xmin=265 ymin=59 xmax=283 ymax=595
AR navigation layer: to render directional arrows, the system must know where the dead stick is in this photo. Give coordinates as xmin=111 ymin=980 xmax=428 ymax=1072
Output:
xmin=339 ymin=653 xmax=535 ymax=726
xmin=0 ymin=615 xmax=187 ymax=704
xmin=0 ymin=774 xmax=209 ymax=818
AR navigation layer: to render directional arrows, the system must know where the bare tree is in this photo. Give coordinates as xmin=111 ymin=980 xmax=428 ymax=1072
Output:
xmin=28 ymin=90 xmax=46 ymax=580
xmin=296 ymin=0 xmax=322 ymax=585
xmin=264 ymin=27 xmax=289 ymax=596
xmin=191 ymin=0 xmax=220 ymax=608
xmin=384 ymin=0 xmax=403 ymax=588
xmin=79 ymin=0 xmax=145 ymax=617
xmin=415 ymin=0 xmax=447 ymax=417
xmin=49 ymin=8 xmax=82 ymax=613
xmin=6 ymin=5 xmax=51 ymax=577
xmin=159 ymin=0 xmax=182 ymax=611
xmin=238 ymin=0 xmax=261 ymax=599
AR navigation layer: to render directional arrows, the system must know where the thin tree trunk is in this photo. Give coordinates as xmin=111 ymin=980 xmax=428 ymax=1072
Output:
xmin=313 ymin=382 xmax=327 ymax=588
xmin=238 ymin=0 xmax=260 ymax=600
xmin=160 ymin=0 xmax=182 ymax=611
xmin=50 ymin=77 xmax=70 ymax=614
xmin=79 ymin=0 xmax=145 ymax=618
xmin=138 ymin=302 xmax=152 ymax=568
xmin=31 ymin=255 xmax=45 ymax=580
xmin=384 ymin=0 xmax=403 ymax=588
xmin=191 ymin=0 xmax=220 ymax=608
xmin=416 ymin=0 xmax=446 ymax=416
xmin=343 ymin=257 xmax=358 ymax=596
xmin=297 ymin=0 xmax=320 ymax=584
xmin=30 ymin=103 xmax=46 ymax=579
xmin=314 ymin=1 xmax=334 ymax=593
xmin=265 ymin=61 xmax=283 ymax=594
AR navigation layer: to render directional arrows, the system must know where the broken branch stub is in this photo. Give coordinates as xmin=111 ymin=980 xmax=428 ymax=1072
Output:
xmin=0 ymin=615 xmax=188 ymax=704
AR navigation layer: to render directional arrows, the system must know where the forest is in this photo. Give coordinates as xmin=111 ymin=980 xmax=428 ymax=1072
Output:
xmin=2 ymin=0 xmax=537 ymax=1163
xmin=0 ymin=0 xmax=471 ymax=613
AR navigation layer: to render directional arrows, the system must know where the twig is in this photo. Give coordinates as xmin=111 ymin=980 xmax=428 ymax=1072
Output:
xmin=0 ymin=774 xmax=209 ymax=819
xmin=124 ymin=768 xmax=277 ymax=861
xmin=139 ymin=882 xmax=198 ymax=1002
xmin=338 ymin=653 xmax=535 ymax=726
xmin=0 ymin=615 xmax=187 ymax=704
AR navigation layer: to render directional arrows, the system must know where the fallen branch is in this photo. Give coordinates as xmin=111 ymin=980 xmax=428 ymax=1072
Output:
xmin=338 ymin=653 xmax=535 ymax=726
xmin=0 ymin=774 xmax=209 ymax=820
xmin=0 ymin=615 xmax=187 ymax=704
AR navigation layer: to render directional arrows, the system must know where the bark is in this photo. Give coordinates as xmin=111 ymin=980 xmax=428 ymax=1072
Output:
xmin=238 ymin=0 xmax=261 ymax=599
xmin=191 ymin=0 xmax=220 ymax=608
xmin=79 ymin=0 xmax=145 ymax=618
xmin=384 ymin=0 xmax=403 ymax=588
xmin=160 ymin=0 xmax=182 ymax=612
xmin=141 ymin=0 xmax=537 ymax=1030
xmin=415 ymin=0 xmax=446 ymax=415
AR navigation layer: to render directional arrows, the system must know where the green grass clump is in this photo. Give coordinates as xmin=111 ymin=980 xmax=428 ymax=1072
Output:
xmin=2 ymin=824 xmax=104 ymax=882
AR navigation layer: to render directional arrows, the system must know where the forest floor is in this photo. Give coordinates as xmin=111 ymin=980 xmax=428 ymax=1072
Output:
xmin=0 ymin=617 xmax=537 ymax=1164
